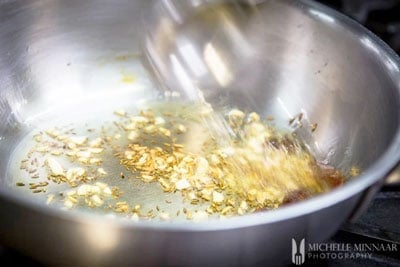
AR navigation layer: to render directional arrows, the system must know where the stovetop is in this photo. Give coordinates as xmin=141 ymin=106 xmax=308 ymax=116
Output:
xmin=1 ymin=0 xmax=399 ymax=266
xmin=309 ymin=189 xmax=400 ymax=266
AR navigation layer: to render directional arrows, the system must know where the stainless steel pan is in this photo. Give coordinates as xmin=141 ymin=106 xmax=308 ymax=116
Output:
xmin=0 ymin=0 xmax=399 ymax=266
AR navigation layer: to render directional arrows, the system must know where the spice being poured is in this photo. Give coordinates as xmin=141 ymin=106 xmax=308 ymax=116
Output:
xmin=118 ymin=103 xmax=346 ymax=211
xmin=12 ymin=93 xmax=356 ymax=221
xmin=110 ymin=1 xmax=354 ymax=219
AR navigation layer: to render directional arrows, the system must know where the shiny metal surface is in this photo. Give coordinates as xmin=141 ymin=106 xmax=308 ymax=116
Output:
xmin=386 ymin=165 xmax=400 ymax=184
xmin=143 ymin=0 xmax=259 ymax=101
xmin=0 ymin=0 xmax=399 ymax=266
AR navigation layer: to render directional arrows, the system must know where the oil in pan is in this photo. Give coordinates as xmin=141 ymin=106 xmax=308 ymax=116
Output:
xmin=6 ymin=56 xmax=350 ymax=222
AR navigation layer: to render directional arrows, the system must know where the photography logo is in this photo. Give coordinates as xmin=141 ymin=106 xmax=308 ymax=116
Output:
xmin=292 ymin=238 xmax=306 ymax=265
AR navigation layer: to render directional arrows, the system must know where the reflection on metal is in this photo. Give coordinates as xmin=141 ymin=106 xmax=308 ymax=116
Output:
xmin=83 ymin=222 xmax=119 ymax=252
xmin=162 ymin=0 xmax=183 ymax=23
xmin=386 ymin=166 xmax=400 ymax=184
xmin=170 ymin=54 xmax=199 ymax=99
xmin=385 ymin=58 xmax=400 ymax=72
xmin=177 ymin=40 xmax=208 ymax=77
xmin=361 ymin=37 xmax=381 ymax=55
xmin=276 ymin=97 xmax=293 ymax=119
xmin=204 ymin=43 xmax=233 ymax=87
xmin=309 ymin=9 xmax=335 ymax=23
xmin=143 ymin=1 xmax=254 ymax=101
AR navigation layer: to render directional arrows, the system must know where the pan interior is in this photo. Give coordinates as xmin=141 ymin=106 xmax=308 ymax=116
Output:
xmin=4 ymin=57 xmax=206 ymax=221
xmin=0 ymin=0 xmax=399 ymax=224
xmin=3 ymin=54 xmax=344 ymax=222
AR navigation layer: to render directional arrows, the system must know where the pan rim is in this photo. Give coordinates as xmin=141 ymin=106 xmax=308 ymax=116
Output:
xmin=0 ymin=0 xmax=400 ymax=232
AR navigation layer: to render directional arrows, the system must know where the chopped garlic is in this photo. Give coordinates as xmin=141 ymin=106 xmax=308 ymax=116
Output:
xmin=102 ymin=187 xmax=112 ymax=196
xmin=158 ymin=127 xmax=171 ymax=137
xmin=193 ymin=211 xmax=208 ymax=222
xmin=124 ymin=151 xmax=135 ymax=160
xmin=212 ymin=191 xmax=224 ymax=203
xmin=66 ymin=167 xmax=86 ymax=182
xmin=127 ymin=131 xmax=139 ymax=141
xmin=64 ymin=199 xmax=75 ymax=209
xmin=176 ymin=124 xmax=187 ymax=134
xmin=154 ymin=117 xmax=165 ymax=125
xmin=130 ymin=116 xmax=148 ymax=125
xmin=36 ymin=145 xmax=49 ymax=153
xmin=142 ymin=174 xmax=155 ymax=182
xmin=76 ymin=151 xmax=91 ymax=158
xmin=46 ymin=158 xmax=65 ymax=176
xmin=69 ymin=136 xmax=87 ymax=145
xmin=89 ymin=138 xmax=103 ymax=148
xmin=77 ymin=184 xmax=100 ymax=196
xmin=50 ymin=150 xmax=62 ymax=156
xmin=159 ymin=212 xmax=171 ymax=221
xmin=91 ymin=195 xmax=104 ymax=207
xmin=89 ymin=147 xmax=104 ymax=154
xmin=89 ymin=158 xmax=102 ymax=165
xmin=248 ymin=112 xmax=260 ymax=122
xmin=228 ymin=109 xmax=245 ymax=127
xmin=67 ymin=142 xmax=77 ymax=149
xmin=175 ymin=178 xmax=191 ymax=190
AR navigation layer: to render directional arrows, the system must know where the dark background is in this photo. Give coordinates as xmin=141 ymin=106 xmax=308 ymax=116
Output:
xmin=316 ymin=0 xmax=400 ymax=55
